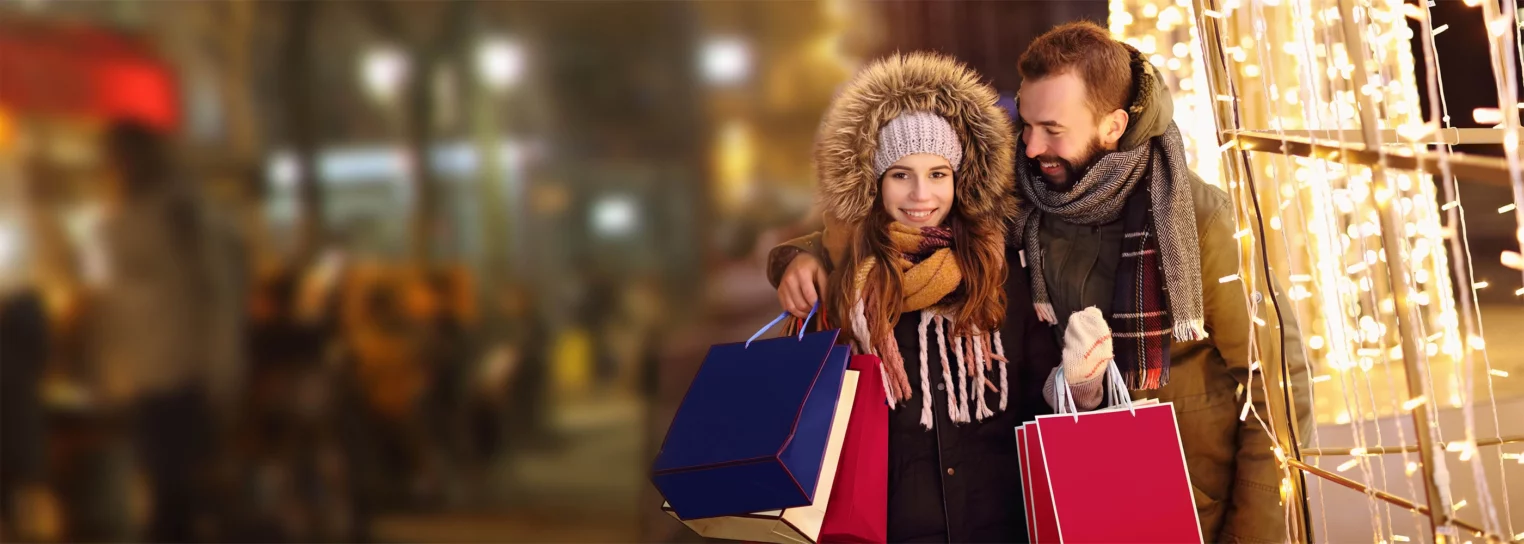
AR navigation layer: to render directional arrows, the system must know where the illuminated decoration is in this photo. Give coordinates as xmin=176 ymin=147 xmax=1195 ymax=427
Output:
xmin=713 ymin=119 xmax=757 ymax=211
xmin=701 ymin=37 xmax=752 ymax=86
xmin=476 ymin=36 xmax=527 ymax=91
xmin=361 ymin=45 xmax=409 ymax=104
xmin=1113 ymin=0 xmax=1523 ymax=542
xmin=591 ymin=195 xmax=640 ymax=237
xmin=1110 ymin=0 xmax=1223 ymax=188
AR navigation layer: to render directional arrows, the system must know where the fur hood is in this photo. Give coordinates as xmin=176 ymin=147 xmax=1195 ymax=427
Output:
xmin=815 ymin=52 xmax=1016 ymax=227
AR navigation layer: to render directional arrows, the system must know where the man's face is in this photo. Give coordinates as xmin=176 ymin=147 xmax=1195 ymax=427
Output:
xmin=1018 ymin=72 xmax=1120 ymax=187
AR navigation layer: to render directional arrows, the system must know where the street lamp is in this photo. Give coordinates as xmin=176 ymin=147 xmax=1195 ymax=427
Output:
xmin=477 ymin=37 xmax=526 ymax=91
xmin=360 ymin=45 xmax=409 ymax=103
xmin=701 ymin=37 xmax=750 ymax=85
xmin=591 ymin=195 xmax=639 ymax=238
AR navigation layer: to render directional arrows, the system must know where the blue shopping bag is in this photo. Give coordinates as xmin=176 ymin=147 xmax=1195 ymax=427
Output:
xmin=652 ymin=305 xmax=851 ymax=520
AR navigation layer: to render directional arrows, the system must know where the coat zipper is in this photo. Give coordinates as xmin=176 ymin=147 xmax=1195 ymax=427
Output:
xmin=1078 ymin=226 xmax=1101 ymax=309
xmin=933 ymin=365 xmax=953 ymax=543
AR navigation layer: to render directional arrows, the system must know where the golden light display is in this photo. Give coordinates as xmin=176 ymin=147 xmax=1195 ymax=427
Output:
xmin=1110 ymin=0 xmax=1224 ymax=188
xmin=1113 ymin=0 xmax=1523 ymax=542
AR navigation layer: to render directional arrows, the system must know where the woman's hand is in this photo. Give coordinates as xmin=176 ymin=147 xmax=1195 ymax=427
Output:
xmin=777 ymin=253 xmax=828 ymax=318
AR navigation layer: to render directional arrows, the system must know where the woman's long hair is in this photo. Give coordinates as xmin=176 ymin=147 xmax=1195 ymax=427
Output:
xmin=826 ymin=193 xmax=1007 ymax=353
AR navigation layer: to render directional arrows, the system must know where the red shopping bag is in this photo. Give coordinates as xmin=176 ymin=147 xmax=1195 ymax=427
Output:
xmin=1015 ymin=426 xmax=1035 ymax=541
xmin=817 ymin=354 xmax=888 ymax=544
xmin=1017 ymin=422 xmax=1060 ymax=543
xmin=1024 ymin=363 xmax=1201 ymax=543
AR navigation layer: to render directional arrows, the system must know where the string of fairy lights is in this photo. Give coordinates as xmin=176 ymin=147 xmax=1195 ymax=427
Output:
xmin=1111 ymin=0 xmax=1523 ymax=542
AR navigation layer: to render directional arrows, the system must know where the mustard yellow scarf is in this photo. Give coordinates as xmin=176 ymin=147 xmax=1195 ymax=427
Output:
xmin=850 ymin=223 xmax=1007 ymax=429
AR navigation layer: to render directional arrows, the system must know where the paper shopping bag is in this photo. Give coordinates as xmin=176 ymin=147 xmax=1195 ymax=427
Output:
xmin=1033 ymin=402 xmax=1201 ymax=543
xmin=1019 ymin=422 xmax=1060 ymax=543
xmin=817 ymin=355 xmax=888 ymax=544
xmin=662 ymin=367 xmax=858 ymax=543
xmin=1015 ymin=425 xmax=1034 ymax=542
xmin=652 ymin=303 xmax=848 ymax=520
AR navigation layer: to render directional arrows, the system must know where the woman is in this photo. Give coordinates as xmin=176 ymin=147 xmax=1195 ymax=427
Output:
xmin=810 ymin=53 xmax=1060 ymax=543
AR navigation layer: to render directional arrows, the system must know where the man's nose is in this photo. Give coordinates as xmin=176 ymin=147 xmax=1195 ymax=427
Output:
xmin=1024 ymin=133 xmax=1045 ymax=159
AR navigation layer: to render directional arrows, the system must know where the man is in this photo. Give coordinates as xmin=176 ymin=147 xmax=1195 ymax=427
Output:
xmin=770 ymin=22 xmax=1310 ymax=543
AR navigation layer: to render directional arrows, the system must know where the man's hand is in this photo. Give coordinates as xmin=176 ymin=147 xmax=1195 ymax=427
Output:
xmin=778 ymin=252 xmax=828 ymax=318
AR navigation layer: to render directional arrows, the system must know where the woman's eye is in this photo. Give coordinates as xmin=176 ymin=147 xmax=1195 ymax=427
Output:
xmin=892 ymin=172 xmax=909 ymax=179
xmin=931 ymin=171 xmax=949 ymax=179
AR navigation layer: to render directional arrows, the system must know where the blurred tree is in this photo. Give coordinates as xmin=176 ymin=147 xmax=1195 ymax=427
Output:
xmin=358 ymin=1 xmax=472 ymax=266
xmin=279 ymin=0 xmax=324 ymax=261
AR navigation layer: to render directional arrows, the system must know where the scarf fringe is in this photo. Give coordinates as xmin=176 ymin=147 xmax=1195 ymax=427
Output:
xmin=1174 ymin=319 xmax=1208 ymax=342
xmin=851 ymin=299 xmax=898 ymax=409
xmin=933 ymin=316 xmax=960 ymax=425
xmin=972 ymin=335 xmax=994 ymax=420
xmin=916 ymin=313 xmax=935 ymax=429
xmin=847 ymin=305 xmax=1009 ymax=429
xmin=1034 ymin=303 xmax=1058 ymax=324
xmin=993 ymin=332 xmax=1008 ymax=411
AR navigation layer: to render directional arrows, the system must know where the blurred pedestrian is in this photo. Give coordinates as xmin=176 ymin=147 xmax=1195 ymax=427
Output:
xmin=91 ymin=121 xmax=241 ymax=542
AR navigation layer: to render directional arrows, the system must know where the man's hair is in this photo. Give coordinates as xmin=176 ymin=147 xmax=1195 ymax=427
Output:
xmin=1018 ymin=21 xmax=1136 ymax=119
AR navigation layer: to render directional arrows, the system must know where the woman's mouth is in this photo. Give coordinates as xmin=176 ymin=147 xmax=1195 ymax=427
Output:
xmin=901 ymin=208 xmax=937 ymax=222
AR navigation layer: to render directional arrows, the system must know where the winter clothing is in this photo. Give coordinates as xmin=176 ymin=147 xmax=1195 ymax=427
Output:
xmin=786 ymin=51 xmax=1059 ymax=543
xmin=848 ymin=222 xmax=1011 ymax=427
xmin=1059 ymin=306 xmax=1113 ymax=383
xmin=770 ymin=45 xmax=1311 ymax=543
xmin=873 ymin=111 xmax=964 ymax=179
xmin=1041 ymin=307 xmax=1111 ymax=412
xmin=815 ymin=54 xmax=1016 ymax=228
xmin=1021 ymin=46 xmax=1312 ymax=543
xmin=884 ymin=264 xmax=1056 ymax=543
xmin=818 ymin=53 xmax=1018 ymax=432
xmin=1013 ymin=55 xmax=1206 ymax=389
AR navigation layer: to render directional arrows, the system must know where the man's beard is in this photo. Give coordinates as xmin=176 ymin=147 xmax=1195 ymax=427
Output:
xmin=1030 ymin=136 xmax=1108 ymax=188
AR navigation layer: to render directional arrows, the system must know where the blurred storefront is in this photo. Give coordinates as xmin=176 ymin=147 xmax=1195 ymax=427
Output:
xmin=0 ymin=1 xmax=1115 ymax=541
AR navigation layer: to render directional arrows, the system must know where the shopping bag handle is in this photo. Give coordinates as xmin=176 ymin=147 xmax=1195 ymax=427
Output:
xmin=746 ymin=301 xmax=819 ymax=348
xmin=1053 ymin=359 xmax=1136 ymax=420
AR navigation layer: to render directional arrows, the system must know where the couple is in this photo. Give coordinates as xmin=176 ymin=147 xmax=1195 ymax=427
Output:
xmin=770 ymin=21 xmax=1311 ymax=543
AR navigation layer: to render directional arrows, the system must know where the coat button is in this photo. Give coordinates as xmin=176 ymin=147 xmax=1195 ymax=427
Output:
xmin=936 ymin=383 xmax=945 ymax=391
xmin=947 ymin=468 xmax=955 ymax=476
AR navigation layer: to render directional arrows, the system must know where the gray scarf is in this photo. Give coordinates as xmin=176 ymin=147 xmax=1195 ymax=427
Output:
xmin=1013 ymin=122 xmax=1207 ymax=342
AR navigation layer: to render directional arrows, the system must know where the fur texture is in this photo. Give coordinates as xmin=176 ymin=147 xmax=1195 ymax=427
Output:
xmin=814 ymin=52 xmax=1016 ymax=227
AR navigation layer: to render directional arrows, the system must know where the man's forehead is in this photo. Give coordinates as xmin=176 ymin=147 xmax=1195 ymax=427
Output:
xmin=1018 ymin=74 xmax=1090 ymax=119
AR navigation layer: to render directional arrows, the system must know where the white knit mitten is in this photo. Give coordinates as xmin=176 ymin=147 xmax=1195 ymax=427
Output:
xmin=1042 ymin=307 xmax=1113 ymax=411
xmin=1062 ymin=307 xmax=1113 ymax=385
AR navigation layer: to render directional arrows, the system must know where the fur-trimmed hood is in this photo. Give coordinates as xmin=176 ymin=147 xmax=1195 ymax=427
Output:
xmin=815 ymin=52 xmax=1016 ymax=226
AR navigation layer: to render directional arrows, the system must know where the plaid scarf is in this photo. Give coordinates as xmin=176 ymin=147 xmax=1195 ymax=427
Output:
xmin=1013 ymin=122 xmax=1206 ymax=390
xmin=1110 ymin=185 xmax=1174 ymax=389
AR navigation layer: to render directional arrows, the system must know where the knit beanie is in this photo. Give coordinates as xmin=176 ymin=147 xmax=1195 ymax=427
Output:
xmin=872 ymin=111 xmax=963 ymax=179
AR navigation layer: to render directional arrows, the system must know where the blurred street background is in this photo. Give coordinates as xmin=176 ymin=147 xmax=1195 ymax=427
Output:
xmin=0 ymin=1 xmax=1104 ymax=541
xmin=0 ymin=1 xmax=1519 ymax=542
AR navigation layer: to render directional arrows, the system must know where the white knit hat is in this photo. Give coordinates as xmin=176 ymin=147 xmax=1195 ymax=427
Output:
xmin=872 ymin=111 xmax=963 ymax=179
